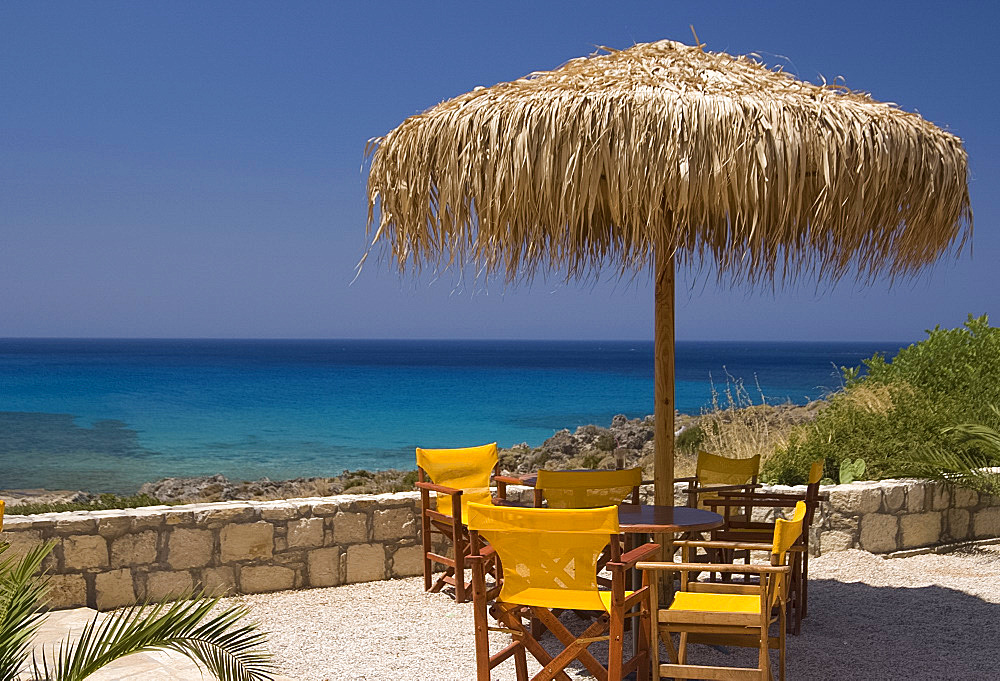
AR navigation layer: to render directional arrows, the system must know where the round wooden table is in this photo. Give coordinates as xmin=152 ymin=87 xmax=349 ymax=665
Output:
xmin=617 ymin=503 xmax=723 ymax=533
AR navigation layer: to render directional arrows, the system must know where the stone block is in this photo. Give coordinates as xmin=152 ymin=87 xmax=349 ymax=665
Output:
xmin=973 ymin=507 xmax=1000 ymax=538
xmin=196 ymin=505 xmax=255 ymax=527
xmin=54 ymin=514 xmax=98 ymax=535
xmin=930 ymin=484 xmax=951 ymax=511
xmin=131 ymin=508 xmax=168 ymax=531
xmin=953 ymin=487 xmax=978 ymax=508
xmin=145 ymin=570 xmax=194 ymax=600
xmin=859 ymin=514 xmax=898 ymax=553
xmin=96 ymin=513 xmax=133 ymax=538
xmin=905 ymin=485 xmax=926 ymax=513
xmin=829 ymin=485 xmax=882 ymax=515
xmin=333 ymin=512 xmax=368 ymax=544
xmin=260 ymin=503 xmax=299 ymax=521
xmin=900 ymin=512 xmax=941 ymax=549
xmin=63 ymin=534 xmax=109 ymax=570
xmin=241 ymin=566 xmax=295 ymax=593
xmin=0 ymin=529 xmax=54 ymax=571
xmin=307 ymin=548 xmax=342 ymax=587
xmin=111 ymin=531 xmax=158 ymax=568
xmin=946 ymin=509 xmax=970 ymax=541
xmin=390 ymin=545 xmax=424 ymax=577
xmin=168 ymin=528 xmax=215 ymax=569
xmin=881 ymin=483 xmax=906 ymax=512
xmin=346 ymin=544 xmax=386 ymax=583
xmin=95 ymin=568 xmax=136 ymax=610
xmin=164 ymin=509 xmax=195 ymax=525
xmin=819 ymin=530 xmax=855 ymax=553
xmin=829 ymin=515 xmax=859 ymax=533
xmin=220 ymin=522 xmax=274 ymax=563
xmin=287 ymin=518 xmax=324 ymax=548
xmin=311 ymin=501 xmax=341 ymax=516
xmin=201 ymin=566 xmax=237 ymax=595
xmin=373 ymin=508 xmax=416 ymax=541
xmin=47 ymin=574 xmax=89 ymax=610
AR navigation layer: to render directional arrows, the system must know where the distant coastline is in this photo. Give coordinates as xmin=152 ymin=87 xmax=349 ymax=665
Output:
xmin=2 ymin=401 xmax=824 ymax=508
xmin=0 ymin=338 xmax=899 ymax=494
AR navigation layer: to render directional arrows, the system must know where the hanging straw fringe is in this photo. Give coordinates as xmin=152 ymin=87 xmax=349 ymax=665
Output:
xmin=364 ymin=40 xmax=972 ymax=286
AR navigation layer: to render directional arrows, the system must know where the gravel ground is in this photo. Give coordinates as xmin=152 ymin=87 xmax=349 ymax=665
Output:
xmin=229 ymin=545 xmax=1000 ymax=681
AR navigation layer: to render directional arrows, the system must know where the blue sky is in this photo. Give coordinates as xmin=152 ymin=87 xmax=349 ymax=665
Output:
xmin=1 ymin=1 xmax=995 ymax=342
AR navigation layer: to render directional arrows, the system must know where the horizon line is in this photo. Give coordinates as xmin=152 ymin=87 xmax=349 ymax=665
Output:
xmin=0 ymin=336 xmax=913 ymax=345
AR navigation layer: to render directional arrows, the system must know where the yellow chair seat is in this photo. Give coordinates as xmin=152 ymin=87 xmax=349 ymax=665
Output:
xmin=669 ymin=591 xmax=761 ymax=615
xmin=501 ymin=587 xmax=634 ymax=613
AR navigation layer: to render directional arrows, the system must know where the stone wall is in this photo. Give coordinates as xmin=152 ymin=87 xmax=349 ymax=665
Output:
xmin=0 ymin=493 xmax=424 ymax=611
xmin=807 ymin=479 xmax=1000 ymax=555
xmin=2 ymin=480 xmax=998 ymax=611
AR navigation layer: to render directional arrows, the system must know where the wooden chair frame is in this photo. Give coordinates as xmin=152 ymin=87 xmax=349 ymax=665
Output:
xmin=469 ymin=524 xmax=660 ymax=681
xmin=416 ymin=460 xmax=505 ymax=603
xmin=639 ymin=539 xmax=796 ymax=681
xmin=704 ymin=482 xmax=827 ymax=634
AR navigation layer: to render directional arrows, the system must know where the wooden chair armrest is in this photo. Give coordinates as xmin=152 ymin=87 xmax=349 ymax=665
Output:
xmin=704 ymin=497 xmax=807 ymax=509
xmin=493 ymin=475 xmax=525 ymax=486
xmin=673 ymin=476 xmax=698 ymax=483
xmin=609 ymin=542 xmax=661 ymax=569
xmin=638 ymin=561 xmax=791 ymax=575
xmin=414 ymin=481 xmax=462 ymax=496
xmin=672 ymin=539 xmax=775 ymax=551
xmin=689 ymin=483 xmax=763 ymax=494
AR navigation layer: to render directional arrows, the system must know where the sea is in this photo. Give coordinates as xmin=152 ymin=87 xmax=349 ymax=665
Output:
xmin=0 ymin=338 xmax=905 ymax=494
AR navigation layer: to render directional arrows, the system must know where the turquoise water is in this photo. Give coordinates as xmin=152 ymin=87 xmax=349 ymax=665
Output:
xmin=0 ymin=339 xmax=903 ymax=493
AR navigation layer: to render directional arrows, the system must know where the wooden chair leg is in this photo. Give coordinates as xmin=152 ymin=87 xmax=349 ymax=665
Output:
xmin=514 ymin=647 xmax=529 ymax=681
xmin=471 ymin=558 xmax=492 ymax=681
xmin=453 ymin=517 xmax=467 ymax=603
xmin=677 ymin=631 xmax=688 ymax=665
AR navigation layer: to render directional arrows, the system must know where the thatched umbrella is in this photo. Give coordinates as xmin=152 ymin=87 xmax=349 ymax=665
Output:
xmin=363 ymin=39 xmax=971 ymax=505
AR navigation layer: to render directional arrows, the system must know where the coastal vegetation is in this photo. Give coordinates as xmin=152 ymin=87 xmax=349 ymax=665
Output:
xmin=0 ymin=541 xmax=273 ymax=681
xmin=764 ymin=314 xmax=1000 ymax=486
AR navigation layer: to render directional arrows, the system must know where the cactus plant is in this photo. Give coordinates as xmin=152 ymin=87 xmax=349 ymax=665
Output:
xmin=839 ymin=458 xmax=867 ymax=484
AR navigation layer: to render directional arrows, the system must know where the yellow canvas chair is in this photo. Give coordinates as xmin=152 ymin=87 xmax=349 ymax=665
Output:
xmin=677 ymin=451 xmax=761 ymax=512
xmin=638 ymin=501 xmax=806 ymax=681
xmin=534 ymin=467 xmax=643 ymax=508
xmin=467 ymin=503 xmax=659 ymax=681
xmin=705 ymin=460 xmax=827 ymax=634
xmin=415 ymin=442 xmax=499 ymax=603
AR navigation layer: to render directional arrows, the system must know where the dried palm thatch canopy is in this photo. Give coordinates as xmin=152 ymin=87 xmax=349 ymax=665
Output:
xmin=363 ymin=39 xmax=971 ymax=501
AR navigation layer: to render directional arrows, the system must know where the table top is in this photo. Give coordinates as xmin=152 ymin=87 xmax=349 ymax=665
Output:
xmin=617 ymin=504 xmax=723 ymax=533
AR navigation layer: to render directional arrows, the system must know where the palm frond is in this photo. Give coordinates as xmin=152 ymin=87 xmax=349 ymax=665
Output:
xmin=32 ymin=592 xmax=273 ymax=681
xmin=0 ymin=542 xmax=54 ymax=681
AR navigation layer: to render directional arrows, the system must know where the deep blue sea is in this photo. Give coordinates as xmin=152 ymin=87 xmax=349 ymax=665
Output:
xmin=0 ymin=339 xmax=904 ymax=494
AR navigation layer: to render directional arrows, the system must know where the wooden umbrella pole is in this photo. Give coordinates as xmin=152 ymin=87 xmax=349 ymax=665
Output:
xmin=653 ymin=249 xmax=675 ymax=506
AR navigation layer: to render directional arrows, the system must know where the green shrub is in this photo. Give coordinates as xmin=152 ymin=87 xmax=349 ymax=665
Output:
xmin=9 ymin=493 xmax=173 ymax=516
xmin=764 ymin=314 xmax=1000 ymax=484
xmin=595 ymin=432 xmax=616 ymax=452
xmin=675 ymin=425 xmax=704 ymax=455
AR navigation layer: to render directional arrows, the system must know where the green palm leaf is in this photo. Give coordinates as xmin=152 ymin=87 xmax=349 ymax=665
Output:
xmin=0 ymin=542 xmax=54 ymax=681
xmin=30 ymin=592 xmax=274 ymax=681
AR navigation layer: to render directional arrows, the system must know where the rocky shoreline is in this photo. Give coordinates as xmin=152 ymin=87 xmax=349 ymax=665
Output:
xmin=2 ymin=402 xmax=825 ymax=508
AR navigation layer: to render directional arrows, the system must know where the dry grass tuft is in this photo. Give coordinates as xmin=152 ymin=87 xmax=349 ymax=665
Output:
xmin=698 ymin=371 xmax=793 ymax=465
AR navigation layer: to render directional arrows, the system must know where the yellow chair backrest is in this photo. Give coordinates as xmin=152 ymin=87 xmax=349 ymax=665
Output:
xmin=536 ymin=467 xmax=642 ymax=508
xmin=808 ymin=460 xmax=824 ymax=485
xmin=467 ymin=503 xmax=618 ymax=611
xmin=771 ymin=500 xmax=807 ymax=561
xmin=415 ymin=442 xmax=497 ymax=518
xmin=696 ymin=451 xmax=760 ymax=486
